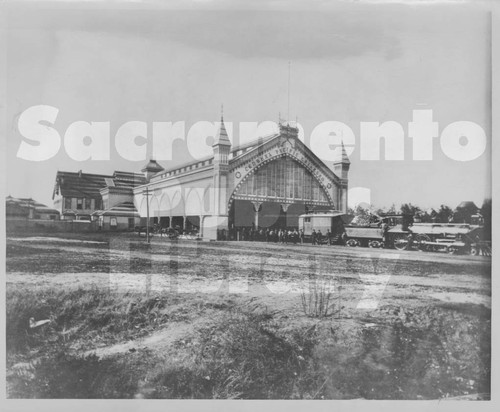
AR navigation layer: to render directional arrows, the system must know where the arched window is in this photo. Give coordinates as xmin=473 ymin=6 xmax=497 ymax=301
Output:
xmin=236 ymin=157 xmax=329 ymax=202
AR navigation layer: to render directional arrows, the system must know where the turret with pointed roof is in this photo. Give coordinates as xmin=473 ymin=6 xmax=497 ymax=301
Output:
xmin=213 ymin=115 xmax=231 ymax=147
xmin=212 ymin=110 xmax=231 ymax=221
xmin=212 ymin=112 xmax=231 ymax=166
xmin=141 ymin=159 xmax=164 ymax=182
xmin=333 ymin=141 xmax=350 ymax=180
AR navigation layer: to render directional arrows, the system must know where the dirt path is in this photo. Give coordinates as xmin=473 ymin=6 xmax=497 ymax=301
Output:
xmin=83 ymin=321 xmax=195 ymax=358
xmin=7 ymin=235 xmax=491 ymax=310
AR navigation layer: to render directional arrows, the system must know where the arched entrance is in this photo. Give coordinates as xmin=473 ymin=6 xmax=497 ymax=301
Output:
xmin=228 ymin=156 xmax=334 ymax=232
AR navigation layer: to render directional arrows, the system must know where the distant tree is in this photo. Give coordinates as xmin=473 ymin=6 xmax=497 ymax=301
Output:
xmin=350 ymin=205 xmax=372 ymax=226
xmin=481 ymin=198 xmax=492 ymax=240
xmin=372 ymin=204 xmax=397 ymax=216
xmin=453 ymin=201 xmax=479 ymax=224
xmin=420 ymin=210 xmax=434 ymax=223
xmin=399 ymin=203 xmax=421 ymax=217
xmin=424 ymin=208 xmax=438 ymax=223
xmin=435 ymin=205 xmax=454 ymax=223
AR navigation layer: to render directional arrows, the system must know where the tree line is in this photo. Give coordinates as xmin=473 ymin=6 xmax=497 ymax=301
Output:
xmin=347 ymin=199 xmax=492 ymax=240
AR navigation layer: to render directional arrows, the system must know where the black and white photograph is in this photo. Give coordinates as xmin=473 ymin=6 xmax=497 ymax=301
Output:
xmin=1 ymin=0 xmax=496 ymax=407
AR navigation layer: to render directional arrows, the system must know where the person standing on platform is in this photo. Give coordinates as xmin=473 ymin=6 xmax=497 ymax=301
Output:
xmin=326 ymin=229 xmax=332 ymax=245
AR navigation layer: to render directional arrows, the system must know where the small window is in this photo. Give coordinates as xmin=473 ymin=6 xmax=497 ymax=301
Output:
xmin=77 ymin=198 xmax=83 ymax=210
xmin=305 ymin=217 xmax=311 ymax=223
xmin=64 ymin=197 xmax=72 ymax=209
xmin=85 ymin=198 xmax=92 ymax=209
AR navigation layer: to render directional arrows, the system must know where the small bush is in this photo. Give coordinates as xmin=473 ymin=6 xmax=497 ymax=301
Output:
xmin=301 ymin=275 xmax=338 ymax=318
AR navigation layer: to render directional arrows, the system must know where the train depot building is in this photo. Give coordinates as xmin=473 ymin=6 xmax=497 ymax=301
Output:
xmin=133 ymin=119 xmax=350 ymax=240
xmin=50 ymin=118 xmax=350 ymax=239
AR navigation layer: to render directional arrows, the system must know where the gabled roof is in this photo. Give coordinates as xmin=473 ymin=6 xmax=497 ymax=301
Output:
xmin=230 ymin=133 xmax=278 ymax=159
xmin=228 ymin=126 xmax=343 ymax=184
xmin=113 ymin=171 xmax=147 ymax=186
xmin=53 ymin=171 xmax=112 ymax=199
xmin=6 ymin=196 xmax=60 ymax=215
xmin=145 ymin=121 xmax=346 ymax=184
xmin=92 ymin=201 xmax=139 ymax=217
xmin=53 ymin=170 xmax=146 ymax=199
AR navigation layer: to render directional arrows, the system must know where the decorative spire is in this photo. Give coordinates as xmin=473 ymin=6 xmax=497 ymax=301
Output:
xmin=333 ymin=139 xmax=350 ymax=165
xmin=340 ymin=141 xmax=350 ymax=165
xmin=213 ymin=108 xmax=231 ymax=147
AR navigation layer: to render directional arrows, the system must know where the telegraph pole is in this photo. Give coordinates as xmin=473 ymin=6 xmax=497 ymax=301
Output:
xmin=287 ymin=61 xmax=291 ymax=125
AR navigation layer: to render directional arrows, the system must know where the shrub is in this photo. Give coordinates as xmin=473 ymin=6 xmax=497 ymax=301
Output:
xmin=301 ymin=275 xmax=338 ymax=318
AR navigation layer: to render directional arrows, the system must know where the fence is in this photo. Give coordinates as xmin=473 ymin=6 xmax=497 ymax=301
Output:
xmin=6 ymin=218 xmax=98 ymax=233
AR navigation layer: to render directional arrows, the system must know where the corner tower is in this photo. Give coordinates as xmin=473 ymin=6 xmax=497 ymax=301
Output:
xmin=204 ymin=112 xmax=232 ymax=239
xmin=212 ymin=114 xmax=231 ymax=168
xmin=141 ymin=159 xmax=164 ymax=183
xmin=333 ymin=142 xmax=350 ymax=212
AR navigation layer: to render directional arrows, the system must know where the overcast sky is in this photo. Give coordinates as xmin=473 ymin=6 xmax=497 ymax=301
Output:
xmin=4 ymin=0 xmax=492 ymax=210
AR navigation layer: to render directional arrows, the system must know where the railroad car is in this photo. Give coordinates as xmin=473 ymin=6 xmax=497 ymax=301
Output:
xmin=298 ymin=211 xmax=490 ymax=255
xmin=298 ymin=210 xmax=347 ymax=244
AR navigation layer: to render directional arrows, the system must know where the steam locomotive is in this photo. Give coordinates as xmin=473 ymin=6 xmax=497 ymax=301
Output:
xmin=298 ymin=211 xmax=490 ymax=255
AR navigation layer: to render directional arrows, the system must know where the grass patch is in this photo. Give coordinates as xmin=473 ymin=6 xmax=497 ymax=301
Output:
xmin=6 ymin=287 xmax=491 ymax=399
xmin=6 ymin=286 xmax=186 ymax=353
xmin=7 ymin=303 xmax=491 ymax=399
xmin=8 ymin=351 xmax=156 ymax=399
xmin=146 ymin=311 xmax=320 ymax=399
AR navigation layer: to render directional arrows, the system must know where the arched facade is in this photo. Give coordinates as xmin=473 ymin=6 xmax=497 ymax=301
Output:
xmin=133 ymin=122 xmax=350 ymax=239
xmin=228 ymin=155 xmax=335 ymax=229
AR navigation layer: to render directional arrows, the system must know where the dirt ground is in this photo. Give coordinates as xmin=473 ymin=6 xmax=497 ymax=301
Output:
xmin=5 ymin=232 xmax=492 ymax=399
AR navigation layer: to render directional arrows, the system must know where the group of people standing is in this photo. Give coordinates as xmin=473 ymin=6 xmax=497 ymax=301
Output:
xmin=311 ymin=229 xmax=339 ymax=245
xmin=267 ymin=228 xmax=303 ymax=244
xmin=217 ymin=226 xmax=342 ymax=245
xmin=234 ymin=227 xmax=304 ymax=244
